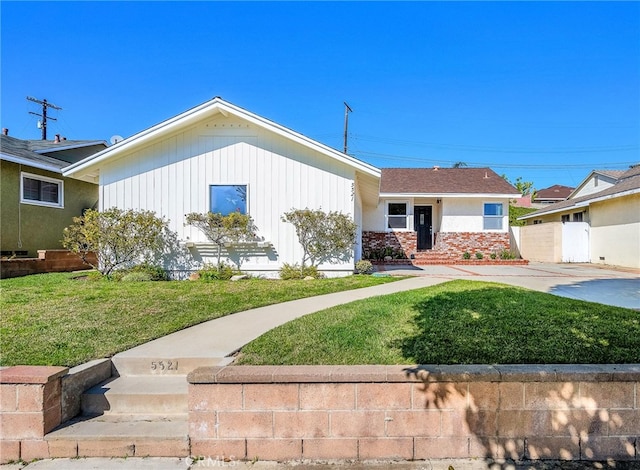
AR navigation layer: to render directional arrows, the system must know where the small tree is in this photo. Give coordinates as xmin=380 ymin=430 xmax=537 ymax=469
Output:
xmin=62 ymin=208 xmax=172 ymax=276
xmin=282 ymin=208 xmax=357 ymax=267
xmin=184 ymin=212 xmax=257 ymax=270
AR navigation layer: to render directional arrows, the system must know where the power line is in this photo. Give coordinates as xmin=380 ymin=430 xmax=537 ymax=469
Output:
xmin=351 ymin=134 xmax=638 ymax=155
xmin=352 ymin=149 xmax=637 ymax=170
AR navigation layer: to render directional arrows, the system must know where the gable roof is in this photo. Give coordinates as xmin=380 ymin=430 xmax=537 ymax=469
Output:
xmin=534 ymin=184 xmax=574 ymax=201
xmin=63 ymin=97 xmax=380 ymax=182
xmin=380 ymin=167 xmax=520 ymax=197
xmin=0 ymin=134 xmax=102 ymax=173
xmin=520 ymin=165 xmax=640 ymax=219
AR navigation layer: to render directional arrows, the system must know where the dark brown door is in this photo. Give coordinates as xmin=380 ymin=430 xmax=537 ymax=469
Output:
xmin=415 ymin=206 xmax=432 ymax=250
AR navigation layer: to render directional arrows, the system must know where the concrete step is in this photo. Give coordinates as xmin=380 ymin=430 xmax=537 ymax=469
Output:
xmin=81 ymin=375 xmax=188 ymax=416
xmin=46 ymin=414 xmax=189 ymax=458
xmin=111 ymin=355 xmax=232 ymax=376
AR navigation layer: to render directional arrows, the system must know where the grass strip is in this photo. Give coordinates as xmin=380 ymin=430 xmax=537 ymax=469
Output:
xmin=237 ymin=280 xmax=640 ymax=365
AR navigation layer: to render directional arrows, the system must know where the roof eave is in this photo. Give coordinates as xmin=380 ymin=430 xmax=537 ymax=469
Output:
xmin=63 ymin=98 xmax=381 ymax=179
xmin=0 ymin=152 xmax=63 ymax=173
xmin=380 ymin=192 xmax=521 ymax=199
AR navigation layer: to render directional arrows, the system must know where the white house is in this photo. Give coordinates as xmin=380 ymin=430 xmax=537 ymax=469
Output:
xmin=63 ymin=98 xmax=520 ymax=276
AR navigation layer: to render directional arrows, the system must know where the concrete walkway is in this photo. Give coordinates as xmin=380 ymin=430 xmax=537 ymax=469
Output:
xmin=109 ymin=263 xmax=637 ymax=371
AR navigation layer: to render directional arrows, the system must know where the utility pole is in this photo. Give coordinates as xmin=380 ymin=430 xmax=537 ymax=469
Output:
xmin=343 ymin=102 xmax=353 ymax=154
xmin=27 ymin=96 xmax=62 ymax=140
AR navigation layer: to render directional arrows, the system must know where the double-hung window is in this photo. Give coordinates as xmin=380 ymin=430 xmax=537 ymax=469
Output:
xmin=21 ymin=172 xmax=64 ymax=208
xmin=210 ymin=184 xmax=247 ymax=215
xmin=387 ymin=202 xmax=409 ymax=230
xmin=483 ymin=203 xmax=503 ymax=230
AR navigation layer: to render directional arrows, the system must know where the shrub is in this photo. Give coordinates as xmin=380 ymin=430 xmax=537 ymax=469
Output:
xmin=129 ymin=263 xmax=168 ymax=281
xmin=364 ymin=247 xmax=407 ymax=260
xmin=475 ymin=252 xmax=484 ymax=260
xmin=198 ymin=263 xmax=238 ymax=281
xmin=120 ymin=271 xmax=154 ymax=282
xmin=185 ymin=212 xmax=258 ymax=270
xmin=279 ymin=263 xmax=323 ymax=280
xmin=490 ymin=252 xmax=497 ymax=260
xmin=282 ymin=208 xmax=357 ymax=267
xmin=62 ymin=208 xmax=173 ymax=276
xmin=500 ymin=249 xmax=515 ymax=260
xmin=355 ymin=260 xmax=374 ymax=275
xmin=462 ymin=251 xmax=471 ymax=260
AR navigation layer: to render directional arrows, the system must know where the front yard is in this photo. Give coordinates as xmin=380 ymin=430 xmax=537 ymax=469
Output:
xmin=237 ymin=280 xmax=640 ymax=365
xmin=0 ymin=272 xmax=397 ymax=367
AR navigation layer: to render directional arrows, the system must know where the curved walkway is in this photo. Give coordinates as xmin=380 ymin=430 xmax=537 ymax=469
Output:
xmin=114 ymin=263 xmax=639 ymax=368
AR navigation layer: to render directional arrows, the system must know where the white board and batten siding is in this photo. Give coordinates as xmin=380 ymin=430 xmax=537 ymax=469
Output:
xmin=99 ymin=116 xmax=360 ymax=276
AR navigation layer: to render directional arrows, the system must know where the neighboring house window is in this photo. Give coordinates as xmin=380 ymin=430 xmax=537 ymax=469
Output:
xmin=533 ymin=220 xmax=542 ymax=225
xmin=20 ymin=172 xmax=64 ymax=208
xmin=573 ymin=212 xmax=583 ymax=222
xmin=387 ymin=202 xmax=408 ymax=230
xmin=210 ymin=185 xmax=247 ymax=215
xmin=483 ymin=203 xmax=503 ymax=230
xmin=561 ymin=214 xmax=570 ymax=223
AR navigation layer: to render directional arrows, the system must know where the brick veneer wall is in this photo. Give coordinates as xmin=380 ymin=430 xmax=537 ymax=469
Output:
xmin=362 ymin=231 xmax=512 ymax=259
xmin=188 ymin=365 xmax=640 ymax=463
xmin=434 ymin=232 xmax=511 ymax=257
xmin=362 ymin=231 xmax=416 ymax=258
xmin=0 ymin=250 xmax=96 ymax=279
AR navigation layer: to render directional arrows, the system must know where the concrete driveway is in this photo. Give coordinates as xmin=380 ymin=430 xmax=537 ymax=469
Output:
xmin=376 ymin=263 xmax=640 ymax=310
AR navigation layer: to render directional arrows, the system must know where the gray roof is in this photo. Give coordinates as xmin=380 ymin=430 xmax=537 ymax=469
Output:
xmin=0 ymin=135 xmax=106 ymax=171
xmin=520 ymin=165 xmax=640 ymax=219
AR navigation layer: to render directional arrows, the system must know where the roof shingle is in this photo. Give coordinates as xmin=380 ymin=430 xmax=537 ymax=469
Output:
xmin=380 ymin=167 xmax=519 ymax=195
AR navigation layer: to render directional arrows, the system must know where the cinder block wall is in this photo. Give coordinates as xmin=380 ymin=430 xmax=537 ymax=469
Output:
xmin=0 ymin=250 xmax=95 ymax=279
xmin=188 ymin=365 xmax=640 ymax=463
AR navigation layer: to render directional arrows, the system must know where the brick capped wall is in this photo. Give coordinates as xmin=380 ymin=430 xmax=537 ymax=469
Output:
xmin=188 ymin=365 xmax=640 ymax=463
xmin=434 ymin=232 xmax=511 ymax=257
xmin=0 ymin=250 xmax=95 ymax=279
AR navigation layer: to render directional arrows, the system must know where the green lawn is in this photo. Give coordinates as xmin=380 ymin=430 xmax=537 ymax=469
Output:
xmin=0 ymin=272 xmax=398 ymax=367
xmin=237 ymin=280 xmax=640 ymax=365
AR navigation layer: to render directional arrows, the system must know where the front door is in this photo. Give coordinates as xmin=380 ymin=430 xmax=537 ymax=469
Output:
xmin=415 ymin=206 xmax=432 ymax=250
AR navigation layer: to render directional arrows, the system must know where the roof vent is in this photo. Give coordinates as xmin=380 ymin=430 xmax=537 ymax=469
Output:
xmin=484 ymin=171 xmax=489 ymax=179
xmin=54 ymin=134 xmax=61 ymax=143
xmin=433 ymin=166 xmax=439 ymax=171
xmin=2 ymin=128 xmax=8 ymax=136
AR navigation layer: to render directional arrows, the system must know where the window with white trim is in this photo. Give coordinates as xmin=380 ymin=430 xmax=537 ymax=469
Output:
xmin=21 ymin=172 xmax=64 ymax=208
xmin=483 ymin=203 xmax=503 ymax=230
xmin=386 ymin=202 xmax=409 ymax=230
xmin=210 ymin=184 xmax=247 ymax=215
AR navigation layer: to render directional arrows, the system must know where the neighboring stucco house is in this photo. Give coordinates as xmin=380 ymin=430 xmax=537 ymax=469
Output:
xmin=518 ymin=165 xmax=640 ymax=269
xmin=0 ymin=133 xmax=106 ymax=257
xmin=63 ymin=98 xmax=519 ymax=276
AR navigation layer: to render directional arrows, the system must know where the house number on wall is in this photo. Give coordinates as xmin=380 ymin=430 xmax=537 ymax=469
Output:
xmin=150 ymin=360 xmax=178 ymax=372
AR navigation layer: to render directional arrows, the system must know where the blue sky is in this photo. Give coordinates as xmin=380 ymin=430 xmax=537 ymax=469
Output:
xmin=2 ymin=1 xmax=638 ymax=190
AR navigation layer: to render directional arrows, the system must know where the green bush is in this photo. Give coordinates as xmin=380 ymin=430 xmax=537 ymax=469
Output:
xmin=475 ymin=252 xmax=484 ymax=260
xmin=128 ymin=263 xmax=168 ymax=281
xmin=355 ymin=260 xmax=374 ymax=275
xmin=198 ymin=263 xmax=238 ymax=281
xmin=462 ymin=251 xmax=471 ymax=260
xmin=490 ymin=253 xmax=497 ymax=260
xmin=279 ymin=263 xmax=323 ymax=280
xmin=120 ymin=272 xmax=154 ymax=282
xmin=500 ymin=249 xmax=515 ymax=260
xmin=364 ymin=246 xmax=407 ymax=260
